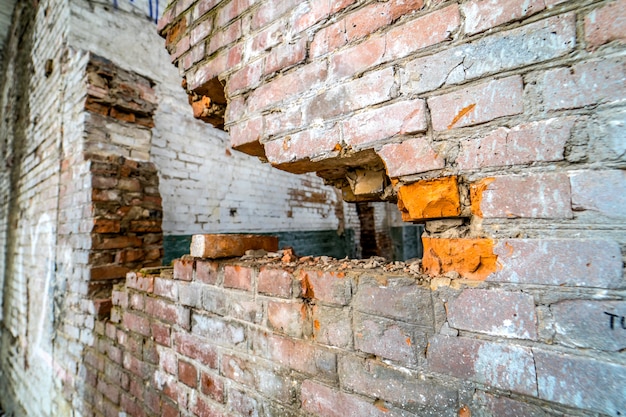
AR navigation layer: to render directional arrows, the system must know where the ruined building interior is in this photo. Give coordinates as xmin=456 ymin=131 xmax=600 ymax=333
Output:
xmin=0 ymin=0 xmax=625 ymax=416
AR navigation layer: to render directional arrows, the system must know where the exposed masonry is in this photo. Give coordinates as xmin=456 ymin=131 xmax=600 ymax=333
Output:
xmin=154 ymin=0 xmax=626 ymax=416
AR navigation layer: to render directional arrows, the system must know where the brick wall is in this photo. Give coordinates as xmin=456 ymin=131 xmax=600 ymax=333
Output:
xmin=80 ymin=250 xmax=624 ymax=417
xmin=156 ymin=0 xmax=626 ymax=415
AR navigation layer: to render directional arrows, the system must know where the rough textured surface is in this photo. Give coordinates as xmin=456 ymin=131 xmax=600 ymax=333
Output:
xmin=190 ymin=234 xmax=279 ymax=258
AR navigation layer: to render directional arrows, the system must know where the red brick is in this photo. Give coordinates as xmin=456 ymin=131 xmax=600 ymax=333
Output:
xmin=191 ymin=234 xmax=278 ymax=259
xmin=248 ymin=61 xmax=328 ymax=112
xmin=535 ymin=350 xmax=626 ymax=415
xmin=310 ymin=21 xmax=348 ymax=58
xmin=122 ymin=312 xmax=150 ymax=336
xmin=265 ymin=36 xmax=308 ymax=76
xmin=570 ymin=170 xmax=626 ymax=218
xmin=221 ymin=353 xmax=255 ymax=386
xmin=190 ymin=18 xmax=213 ymax=46
xmin=268 ymin=300 xmax=309 ymax=338
xmin=129 ymin=293 xmax=145 ymax=311
xmin=178 ymin=360 xmax=198 ymax=388
xmin=188 ymin=55 xmax=228 ymax=91
xmin=540 ymin=58 xmax=626 ymax=111
xmin=223 ymin=265 xmax=253 ymax=291
xmin=228 ymin=59 xmax=264 ymax=94
xmin=253 ymin=332 xmax=336 ymax=378
xmin=250 ymin=20 xmax=283 ymax=55
xmin=123 ymin=352 xmax=152 ymax=380
xmin=329 ymin=35 xmax=385 ymax=80
xmin=93 ymin=235 xmax=143 ymax=250
xmin=354 ymin=313 xmax=425 ymax=366
xmin=145 ymin=297 xmax=190 ymax=328
xmin=490 ymin=238 xmax=623 ymax=288
xmin=378 ymin=137 xmax=444 ymax=177
xmin=190 ymin=395 xmax=223 ymax=417
xmin=384 ymin=4 xmax=460 ymax=60
xmin=174 ymin=332 xmax=218 ymax=368
xmin=474 ymin=391 xmax=547 ymax=417
xmin=216 ymin=0 xmax=252 ymax=27
xmin=201 ymin=371 xmax=224 ymax=402
xmin=422 ymin=237 xmax=498 ymax=281
xmin=428 ymin=76 xmax=524 ymax=131
xmin=257 ymin=267 xmax=293 ymax=298
xmin=300 ymin=269 xmax=351 ymax=306
xmin=585 ymin=0 xmax=626 ymax=50
xmin=264 ymin=125 xmax=340 ymax=167
xmin=293 ymin=0 xmax=356 ymax=33
xmin=151 ymin=322 xmax=171 ymax=346
xmin=173 ymin=257 xmax=194 ymax=281
xmin=448 ymin=289 xmax=538 ymax=340
xmin=159 ymin=348 xmax=178 ymax=375
xmin=229 ymin=117 xmax=265 ymax=157
xmin=93 ymin=219 xmax=120 ymax=233
xmin=457 ymin=118 xmax=574 ymax=170
xmin=90 ymin=265 xmax=130 ymax=281
xmin=397 ymin=177 xmax=461 ymax=221
xmin=428 ymin=335 xmax=537 ymax=395
xmin=161 ymin=400 xmax=180 ymax=417
xmin=462 ymin=0 xmax=545 ymax=35
xmin=193 ymin=0 xmax=220 ymax=20
xmin=342 ymin=99 xmax=427 ymax=148
xmin=474 ymin=173 xmax=572 ymax=219
xmin=304 ymin=67 xmax=394 ymax=123
xmin=301 ymin=380 xmax=391 ymax=417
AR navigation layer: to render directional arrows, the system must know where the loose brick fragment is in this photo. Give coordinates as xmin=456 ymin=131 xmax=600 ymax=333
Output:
xmin=422 ymin=237 xmax=498 ymax=281
xmin=190 ymin=234 xmax=278 ymax=258
xmin=397 ymin=177 xmax=461 ymax=221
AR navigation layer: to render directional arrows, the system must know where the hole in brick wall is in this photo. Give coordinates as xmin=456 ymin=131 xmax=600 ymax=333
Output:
xmin=188 ymin=76 xmax=226 ymax=129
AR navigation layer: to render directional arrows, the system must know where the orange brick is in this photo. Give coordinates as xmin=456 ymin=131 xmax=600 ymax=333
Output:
xmin=469 ymin=177 xmax=495 ymax=217
xmin=422 ymin=237 xmax=498 ymax=280
xmin=397 ymin=176 xmax=461 ymax=221
xmin=190 ymin=234 xmax=278 ymax=258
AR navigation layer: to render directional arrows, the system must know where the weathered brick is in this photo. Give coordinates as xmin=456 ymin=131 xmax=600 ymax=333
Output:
xmin=473 ymin=391 xmax=547 ymax=417
xmin=354 ymin=312 xmax=425 ymax=366
xmin=378 ymin=137 xmax=444 ymax=177
xmin=267 ymin=300 xmax=310 ymax=338
xmin=457 ymin=118 xmax=574 ymax=170
xmin=178 ymin=282 xmax=203 ymax=308
xmin=428 ymin=335 xmax=537 ymax=395
xmin=300 ymin=269 xmax=352 ymax=306
xmin=428 ymin=76 xmax=524 ymax=131
xmin=223 ymin=265 xmax=253 ymax=291
xmin=539 ymin=58 xmax=626 ymax=111
xmin=201 ymin=371 xmax=224 ymax=402
xmin=228 ymin=389 xmax=260 ymax=416
xmin=191 ymin=313 xmax=246 ymax=348
xmin=534 ymin=349 xmax=626 ymax=416
xmin=341 ymin=99 xmax=427 ymax=148
xmin=253 ymin=332 xmax=336 ymax=379
xmin=122 ymin=312 xmax=150 ymax=337
xmin=178 ymin=360 xmax=198 ymax=388
xmin=202 ymin=287 xmax=227 ymax=316
xmin=585 ymin=0 xmax=626 ymax=50
xmin=264 ymin=125 xmax=341 ymax=166
xmin=422 ymin=237 xmax=498 ymax=281
xmin=301 ymin=380 xmax=395 ymax=417
xmin=550 ymin=300 xmax=626 ymax=351
xmin=448 ymin=289 xmax=538 ymax=340
xmin=329 ymin=35 xmax=385 ymax=80
xmin=489 ymin=239 xmax=623 ymax=288
xmin=354 ymin=276 xmax=433 ymax=325
xmin=196 ymin=260 xmax=218 ymax=284
xmin=462 ymin=0 xmax=545 ymax=35
xmin=384 ymin=4 xmax=460 ymax=60
xmin=145 ymin=297 xmax=190 ymax=328
xmin=258 ymin=267 xmax=293 ymax=298
xmin=174 ymin=331 xmax=218 ymax=368
xmin=473 ymin=173 xmax=573 ymax=219
xmin=339 ymin=356 xmax=458 ymax=414
xmin=151 ymin=322 xmax=171 ymax=346
xmin=154 ymin=277 xmax=178 ymax=301
xmin=264 ymin=37 xmax=307 ymax=75
xmin=304 ymin=67 xmax=395 ymax=123
xmin=312 ymin=305 xmax=353 ymax=348
xmin=397 ymin=177 xmax=461 ymax=221
xmin=190 ymin=234 xmax=278 ymax=258
xmin=403 ymin=14 xmax=575 ymax=94
xmin=570 ymin=170 xmax=626 ymax=218
xmin=173 ymin=258 xmax=194 ymax=281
